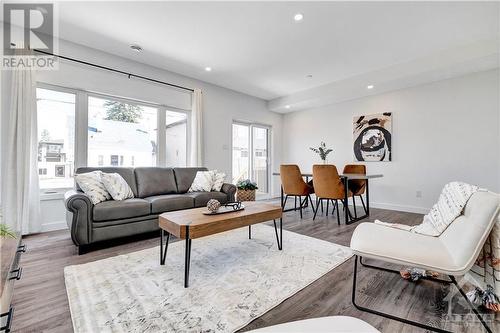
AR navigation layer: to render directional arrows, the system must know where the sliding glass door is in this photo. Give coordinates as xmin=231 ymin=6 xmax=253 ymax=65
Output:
xmin=232 ymin=122 xmax=270 ymax=194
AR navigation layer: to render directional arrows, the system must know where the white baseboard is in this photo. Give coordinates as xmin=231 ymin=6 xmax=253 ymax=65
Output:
xmin=41 ymin=220 xmax=68 ymax=232
xmin=361 ymin=202 xmax=428 ymax=214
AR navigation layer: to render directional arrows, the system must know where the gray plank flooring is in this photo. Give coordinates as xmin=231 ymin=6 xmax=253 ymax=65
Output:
xmin=10 ymin=201 xmax=498 ymax=332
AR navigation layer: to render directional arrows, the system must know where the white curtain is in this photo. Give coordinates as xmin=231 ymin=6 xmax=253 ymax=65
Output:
xmin=3 ymin=65 xmax=41 ymax=234
xmin=189 ymin=88 xmax=203 ymax=166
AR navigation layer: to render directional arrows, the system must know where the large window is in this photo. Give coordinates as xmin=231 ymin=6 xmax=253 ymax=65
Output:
xmin=232 ymin=122 xmax=270 ymax=194
xmin=36 ymin=88 xmax=76 ymax=189
xmin=87 ymin=96 xmax=158 ymax=167
xmin=36 ymin=85 xmax=190 ymax=191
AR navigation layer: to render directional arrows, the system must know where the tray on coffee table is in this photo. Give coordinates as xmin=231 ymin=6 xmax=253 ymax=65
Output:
xmin=202 ymin=205 xmax=245 ymax=215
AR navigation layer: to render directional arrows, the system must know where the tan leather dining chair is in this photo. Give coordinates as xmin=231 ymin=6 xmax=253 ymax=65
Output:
xmin=280 ymin=165 xmax=315 ymax=218
xmin=343 ymin=164 xmax=367 ymax=218
xmin=312 ymin=165 xmax=352 ymax=224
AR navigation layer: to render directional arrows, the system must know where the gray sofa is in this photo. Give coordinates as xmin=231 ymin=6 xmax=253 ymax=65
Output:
xmin=64 ymin=167 xmax=236 ymax=254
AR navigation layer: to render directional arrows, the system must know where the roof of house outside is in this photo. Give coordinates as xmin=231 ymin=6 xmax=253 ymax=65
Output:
xmin=88 ymin=119 xmax=156 ymax=152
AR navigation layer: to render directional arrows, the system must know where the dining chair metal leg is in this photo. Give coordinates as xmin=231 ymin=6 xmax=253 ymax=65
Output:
xmin=313 ymin=198 xmax=320 ymax=220
xmin=307 ymin=195 xmax=316 ymax=214
xmin=326 ymin=199 xmax=329 ymax=216
xmin=282 ymin=195 xmax=289 ymax=210
xmin=331 ymin=199 xmax=336 ymax=215
xmin=321 ymin=200 xmax=324 ymax=213
xmin=294 ymin=196 xmax=297 ymax=210
xmin=299 ymin=196 xmax=303 ymax=219
xmin=342 ymin=199 xmax=352 ymax=224
xmin=335 ymin=200 xmax=340 ymax=225
xmin=353 ymin=196 xmax=358 ymax=219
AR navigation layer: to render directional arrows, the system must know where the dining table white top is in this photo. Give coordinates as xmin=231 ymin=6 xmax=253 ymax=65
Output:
xmin=272 ymin=172 xmax=383 ymax=180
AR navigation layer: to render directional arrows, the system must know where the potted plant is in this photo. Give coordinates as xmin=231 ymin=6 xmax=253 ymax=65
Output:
xmin=236 ymin=179 xmax=258 ymax=201
xmin=0 ymin=224 xmax=16 ymax=239
xmin=310 ymin=141 xmax=333 ymax=164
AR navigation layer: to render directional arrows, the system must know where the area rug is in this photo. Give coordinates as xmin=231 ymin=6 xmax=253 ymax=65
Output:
xmin=64 ymin=225 xmax=352 ymax=333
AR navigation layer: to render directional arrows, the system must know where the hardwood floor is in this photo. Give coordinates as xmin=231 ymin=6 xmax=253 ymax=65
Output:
xmin=11 ymin=202 xmax=498 ymax=332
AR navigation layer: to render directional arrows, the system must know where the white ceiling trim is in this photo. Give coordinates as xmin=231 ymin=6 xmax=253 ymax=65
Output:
xmin=268 ymin=39 xmax=499 ymax=113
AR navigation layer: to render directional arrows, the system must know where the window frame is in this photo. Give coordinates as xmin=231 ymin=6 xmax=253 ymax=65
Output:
xmin=36 ymin=82 xmax=191 ymax=192
xmin=231 ymin=120 xmax=272 ymax=195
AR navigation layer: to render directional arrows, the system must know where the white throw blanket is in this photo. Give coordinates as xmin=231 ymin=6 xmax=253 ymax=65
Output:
xmin=375 ymin=181 xmax=479 ymax=236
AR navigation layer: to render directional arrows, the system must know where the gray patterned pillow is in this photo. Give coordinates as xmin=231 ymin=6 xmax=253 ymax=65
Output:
xmin=101 ymin=173 xmax=134 ymax=201
xmin=75 ymin=171 xmax=111 ymax=204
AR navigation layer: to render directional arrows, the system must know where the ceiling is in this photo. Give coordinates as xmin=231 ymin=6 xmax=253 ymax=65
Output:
xmin=55 ymin=1 xmax=499 ymax=104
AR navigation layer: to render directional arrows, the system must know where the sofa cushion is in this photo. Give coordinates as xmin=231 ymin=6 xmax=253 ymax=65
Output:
xmin=76 ymin=167 xmax=138 ymax=197
xmin=145 ymin=194 xmax=194 ymax=214
xmin=187 ymin=191 xmax=228 ymax=207
xmin=174 ymin=167 xmax=208 ymax=193
xmin=93 ymin=198 xmax=150 ymax=222
xmin=135 ymin=167 xmax=177 ymax=198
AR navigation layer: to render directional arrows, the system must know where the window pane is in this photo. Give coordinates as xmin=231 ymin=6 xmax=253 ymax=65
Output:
xmin=165 ymin=111 xmax=187 ymax=167
xmin=36 ymin=88 xmax=76 ymax=189
xmin=252 ymin=127 xmax=268 ymax=193
xmin=88 ymin=96 xmax=158 ymax=167
xmin=232 ymin=124 xmax=249 ymax=183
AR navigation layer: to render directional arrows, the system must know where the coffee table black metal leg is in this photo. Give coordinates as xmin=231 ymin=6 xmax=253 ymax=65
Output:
xmin=160 ymin=229 xmax=170 ymax=265
xmin=273 ymin=218 xmax=283 ymax=250
xmin=249 ymin=225 xmax=252 ymax=239
xmin=184 ymin=227 xmax=192 ymax=288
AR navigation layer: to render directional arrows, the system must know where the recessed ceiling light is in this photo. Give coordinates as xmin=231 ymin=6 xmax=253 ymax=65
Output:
xmin=205 ymin=67 xmax=212 ymax=72
xmin=130 ymin=44 xmax=143 ymax=53
xmin=285 ymin=105 xmax=291 ymax=109
xmin=367 ymin=85 xmax=374 ymax=89
xmin=294 ymin=13 xmax=304 ymax=21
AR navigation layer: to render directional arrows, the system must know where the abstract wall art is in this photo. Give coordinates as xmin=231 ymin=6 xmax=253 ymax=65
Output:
xmin=353 ymin=113 xmax=392 ymax=162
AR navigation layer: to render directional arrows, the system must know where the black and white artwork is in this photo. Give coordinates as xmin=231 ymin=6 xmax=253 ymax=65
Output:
xmin=353 ymin=113 xmax=392 ymax=162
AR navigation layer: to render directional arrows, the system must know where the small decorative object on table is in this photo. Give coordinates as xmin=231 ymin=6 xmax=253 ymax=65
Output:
xmin=310 ymin=141 xmax=333 ymax=164
xmin=206 ymin=199 xmax=221 ymax=213
xmin=236 ymin=179 xmax=258 ymax=201
xmin=202 ymin=201 xmax=245 ymax=215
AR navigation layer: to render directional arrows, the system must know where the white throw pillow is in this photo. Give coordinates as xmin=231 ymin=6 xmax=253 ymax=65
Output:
xmin=75 ymin=171 xmax=111 ymax=205
xmin=212 ymin=171 xmax=226 ymax=191
xmin=188 ymin=171 xmax=215 ymax=192
xmin=101 ymin=172 xmax=134 ymax=201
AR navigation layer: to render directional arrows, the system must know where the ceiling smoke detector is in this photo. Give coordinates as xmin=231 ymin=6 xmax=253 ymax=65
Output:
xmin=130 ymin=44 xmax=143 ymax=53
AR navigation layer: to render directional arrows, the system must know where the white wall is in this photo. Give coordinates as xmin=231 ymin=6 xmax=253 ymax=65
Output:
xmin=282 ymin=70 xmax=499 ymax=213
xmin=3 ymin=39 xmax=283 ymax=232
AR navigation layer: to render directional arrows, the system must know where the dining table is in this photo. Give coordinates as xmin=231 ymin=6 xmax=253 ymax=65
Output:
xmin=272 ymin=172 xmax=383 ymax=224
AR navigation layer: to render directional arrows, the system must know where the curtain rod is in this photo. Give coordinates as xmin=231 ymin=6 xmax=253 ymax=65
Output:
xmin=34 ymin=49 xmax=195 ymax=93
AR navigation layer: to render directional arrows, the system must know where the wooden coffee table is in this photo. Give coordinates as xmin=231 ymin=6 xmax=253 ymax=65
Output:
xmin=159 ymin=201 xmax=283 ymax=288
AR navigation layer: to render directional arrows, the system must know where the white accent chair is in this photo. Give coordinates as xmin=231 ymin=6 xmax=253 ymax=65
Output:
xmin=350 ymin=191 xmax=499 ymax=333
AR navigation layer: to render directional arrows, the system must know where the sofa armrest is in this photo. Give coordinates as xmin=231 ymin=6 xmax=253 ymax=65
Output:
xmin=221 ymin=183 xmax=237 ymax=202
xmin=64 ymin=190 xmax=93 ymax=246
